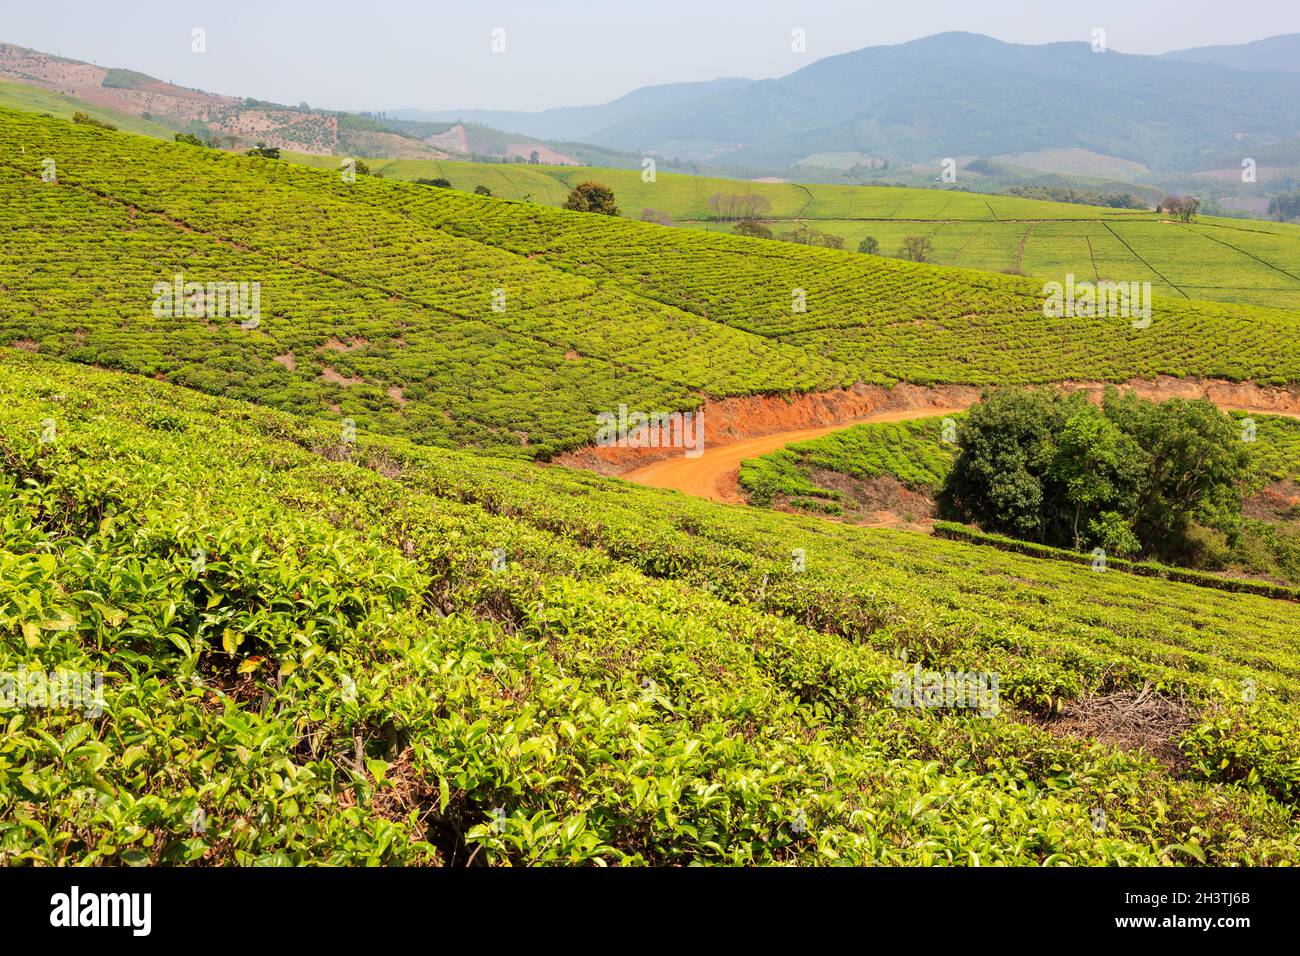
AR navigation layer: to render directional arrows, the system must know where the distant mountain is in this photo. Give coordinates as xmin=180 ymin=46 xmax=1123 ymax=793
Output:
xmin=393 ymin=78 xmax=753 ymax=143
xmin=1163 ymin=34 xmax=1300 ymax=73
xmin=420 ymin=32 xmax=1300 ymax=175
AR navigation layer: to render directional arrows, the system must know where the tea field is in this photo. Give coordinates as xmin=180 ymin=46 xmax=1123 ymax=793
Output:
xmin=6 ymin=104 xmax=1298 ymax=460
xmin=283 ymin=150 xmax=1300 ymax=311
xmin=3 ymin=352 xmax=1300 ymax=865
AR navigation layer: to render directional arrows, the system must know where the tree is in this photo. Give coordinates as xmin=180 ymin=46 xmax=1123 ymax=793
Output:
xmin=939 ymin=388 xmax=1080 ymax=540
xmin=416 ymin=177 xmax=452 ymax=188
xmin=354 ymin=160 xmax=371 ymax=176
xmin=857 ymin=236 xmax=880 ymax=255
xmin=529 ymin=150 xmax=540 ymax=165
xmin=734 ymin=218 xmax=773 ymax=239
xmin=1268 ymin=191 xmax=1300 ymax=223
xmin=640 ymin=208 xmax=676 ymax=227
xmin=708 ymin=193 xmax=772 ymax=221
xmin=174 ymin=132 xmax=207 ymax=147
xmin=563 ymin=182 xmax=620 ymax=216
xmin=1160 ymin=195 xmax=1200 ymax=222
xmin=474 ymin=185 xmax=493 ymax=197
xmin=1101 ymin=391 xmax=1251 ymax=562
xmin=246 ymin=142 xmax=280 ymax=159
xmin=898 ymin=236 xmax=933 ymax=262
xmin=1048 ymin=409 xmax=1144 ymax=553
xmin=940 ymin=387 xmax=1252 ymax=565
xmin=777 ymin=224 xmax=842 ymax=248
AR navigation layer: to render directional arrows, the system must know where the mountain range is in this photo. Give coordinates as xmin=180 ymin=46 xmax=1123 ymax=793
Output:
xmin=405 ymin=32 xmax=1300 ymax=175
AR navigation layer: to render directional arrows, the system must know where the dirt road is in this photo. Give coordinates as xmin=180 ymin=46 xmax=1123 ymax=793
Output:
xmin=622 ymin=396 xmax=1300 ymax=505
xmin=623 ymin=406 xmax=971 ymax=502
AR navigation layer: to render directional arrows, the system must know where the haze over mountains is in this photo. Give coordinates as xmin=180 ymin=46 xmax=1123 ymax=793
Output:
xmin=5 ymin=30 xmax=1299 ymax=185
xmin=407 ymin=32 xmax=1300 ymax=174
xmin=1163 ymin=33 xmax=1300 ymax=73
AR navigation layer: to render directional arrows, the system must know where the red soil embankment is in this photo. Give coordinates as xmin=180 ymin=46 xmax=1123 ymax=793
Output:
xmin=556 ymin=377 xmax=1300 ymax=505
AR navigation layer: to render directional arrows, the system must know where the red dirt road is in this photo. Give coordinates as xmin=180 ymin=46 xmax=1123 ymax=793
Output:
xmin=623 ymin=406 xmax=970 ymax=503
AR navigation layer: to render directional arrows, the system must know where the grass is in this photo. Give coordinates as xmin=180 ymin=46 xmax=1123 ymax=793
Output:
xmin=0 ymin=80 xmax=178 ymax=140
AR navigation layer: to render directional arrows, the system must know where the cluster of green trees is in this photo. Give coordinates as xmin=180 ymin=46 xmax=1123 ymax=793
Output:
xmin=730 ymin=223 xmax=924 ymax=261
xmin=775 ymin=224 xmax=844 ymax=249
xmin=731 ymin=220 xmax=845 ymax=248
xmin=733 ymin=218 xmax=773 ymax=239
xmin=1004 ymin=185 xmax=1148 ymax=209
xmin=940 ymin=389 xmax=1252 ymax=564
xmin=71 ymin=111 xmax=116 ymax=131
xmin=562 ymin=181 xmax=620 ymax=216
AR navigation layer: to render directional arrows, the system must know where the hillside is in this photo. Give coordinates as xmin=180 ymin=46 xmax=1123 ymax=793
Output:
xmin=282 ymin=152 xmax=1300 ymax=311
xmin=0 ymin=42 xmax=579 ymax=163
xmin=1164 ymin=34 xmax=1300 ymax=72
xmin=6 ymin=108 xmax=1300 ymax=467
xmin=3 ymin=350 xmax=1300 ymax=865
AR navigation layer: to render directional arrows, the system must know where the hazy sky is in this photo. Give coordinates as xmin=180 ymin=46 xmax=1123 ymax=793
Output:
xmin=5 ymin=1 xmax=1298 ymax=112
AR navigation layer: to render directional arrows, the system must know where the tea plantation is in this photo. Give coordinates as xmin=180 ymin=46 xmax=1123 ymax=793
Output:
xmin=3 ymin=109 xmax=1300 ymax=868
xmin=284 ymin=151 xmax=1300 ymax=311
xmin=5 ymin=106 xmax=1300 ymax=470
xmin=3 ymin=353 xmax=1299 ymax=865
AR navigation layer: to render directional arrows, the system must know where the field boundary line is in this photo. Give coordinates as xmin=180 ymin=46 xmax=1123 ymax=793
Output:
xmin=1188 ymin=227 xmax=1300 ymax=284
xmin=1102 ymin=222 xmax=1189 ymax=298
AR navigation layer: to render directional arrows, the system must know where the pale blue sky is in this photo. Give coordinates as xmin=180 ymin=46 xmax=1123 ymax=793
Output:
xmin=4 ymin=0 xmax=1298 ymax=112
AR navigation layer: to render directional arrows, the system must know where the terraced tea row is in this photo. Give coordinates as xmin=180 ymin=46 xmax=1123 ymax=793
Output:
xmin=370 ymin=174 xmax=1300 ymax=386
xmin=0 ymin=109 xmax=846 ymax=457
xmin=5 ymin=109 xmax=1300 ymax=450
xmin=286 ymin=151 xmax=1300 ymax=311
xmin=4 ymin=352 xmax=1299 ymax=865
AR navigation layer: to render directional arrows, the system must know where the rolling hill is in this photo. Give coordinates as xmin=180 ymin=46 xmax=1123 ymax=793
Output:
xmin=280 ymin=152 xmax=1300 ymax=311
xmin=4 ymin=350 xmax=1300 ymax=864
xmin=0 ymin=41 xmax=592 ymax=164
xmin=5 ymin=107 xmax=1300 ymax=466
